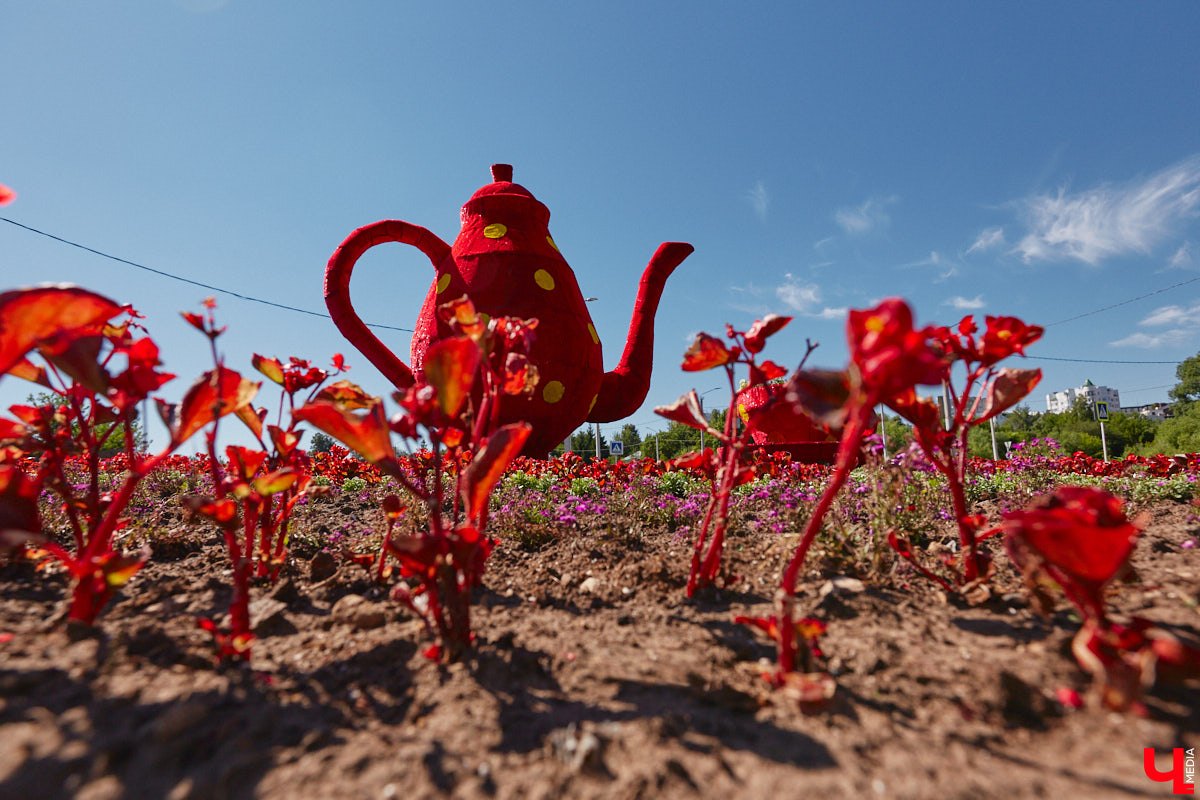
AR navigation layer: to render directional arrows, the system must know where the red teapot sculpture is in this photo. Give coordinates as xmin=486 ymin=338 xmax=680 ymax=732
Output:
xmin=324 ymin=164 xmax=693 ymax=457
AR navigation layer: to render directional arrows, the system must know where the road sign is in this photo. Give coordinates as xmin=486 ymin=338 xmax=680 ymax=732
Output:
xmin=1095 ymin=401 xmax=1109 ymax=421
xmin=610 ymin=441 xmax=624 ymax=455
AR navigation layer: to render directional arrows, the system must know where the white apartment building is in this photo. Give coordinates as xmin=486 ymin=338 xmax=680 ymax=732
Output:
xmin=1045 ymin=380 xmax=1120 ymax=414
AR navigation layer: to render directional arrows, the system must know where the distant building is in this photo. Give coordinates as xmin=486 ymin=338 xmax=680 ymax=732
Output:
xmin=1045 ymin=379 xmax=1120 ymax=414
xmin=1123 ymin=402 xmax=1174 ymax=421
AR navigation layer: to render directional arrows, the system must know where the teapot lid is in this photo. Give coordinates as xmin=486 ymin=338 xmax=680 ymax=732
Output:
xmin=461 ymin=164 xmax=550 ymax=225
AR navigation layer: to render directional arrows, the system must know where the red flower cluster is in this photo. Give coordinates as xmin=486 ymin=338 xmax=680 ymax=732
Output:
xmin=847 ymin=299 xmax=950 ymax=401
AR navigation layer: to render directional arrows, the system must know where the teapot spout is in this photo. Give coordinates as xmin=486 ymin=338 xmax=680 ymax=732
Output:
xmin=588 ymin=242 xmax=693 ymax=422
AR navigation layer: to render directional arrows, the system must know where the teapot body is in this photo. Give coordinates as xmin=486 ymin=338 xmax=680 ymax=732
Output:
xmin=411 ymin=184 xmax=605 ymax=455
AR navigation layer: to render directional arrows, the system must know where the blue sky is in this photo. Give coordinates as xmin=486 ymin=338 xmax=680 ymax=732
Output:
xmin=3 ymin=2 xmax=1199 ymax=452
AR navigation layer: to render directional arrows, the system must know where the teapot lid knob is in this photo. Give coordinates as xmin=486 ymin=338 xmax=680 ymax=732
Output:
xmin=491 ymin=164 xmax=513 ymax=183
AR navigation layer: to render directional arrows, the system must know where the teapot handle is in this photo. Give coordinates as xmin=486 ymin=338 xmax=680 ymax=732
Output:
xmin=324 ymin=220 xmax=452 ymax=389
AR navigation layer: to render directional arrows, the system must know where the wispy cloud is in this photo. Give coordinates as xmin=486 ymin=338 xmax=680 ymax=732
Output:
xmin=747 ymin=180 xmax=769 ymax=219
xmin=1168 ymin=242 xmax=1194 ymax=269
xmin=834 ymin=197 xmax=893 ymax=235
xmin=774 ymin=274 xmax=846 ymax=319
xmin=943 ymin=295 xmax=985 ymax=310
xmin=1109 ymin=299 xmax=1200 ymax=348
xmin=966 ymin=227 xmax=1005 ymax=255
xmin=901 ymin=250 xmax=958 ymax=280
xmin=1108 ymin=330 xmax=1192 ymax=348
xmin=1014 ymin=156 xmax=1200 ymax=265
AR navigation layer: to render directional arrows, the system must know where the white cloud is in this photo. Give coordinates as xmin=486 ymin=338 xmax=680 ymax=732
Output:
xmin=966 ymin=227 xmax=1005 ymax=255
xmin=747 ymin=180 xmax=769 ymax=219
xmin=943 ymin=295 xmax=985 ymax=310
xmin=1014 ymin=156 xmax=1200 ymax=265
xmin=773 ymin=273 xmax=846 ymax=318
xmin=834 ymin=197 xmax=892 ymax=235
xmin=1138 ymin=301 xmax=1200 ymax=328
xmin=1108 ymin=330 xmax=1192 ymax=348
xmin=1109 ymin=299 xmax=1200 ymax=348
xmin=902 ymin=250 xmax=958 ymax=281
xmin=1169 ymin=242 xmax=1194 ymax=269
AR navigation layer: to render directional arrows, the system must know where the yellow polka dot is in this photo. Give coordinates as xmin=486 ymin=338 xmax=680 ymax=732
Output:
xmin=587 ymin=394 xmax=598 ymax=414
xmin=546 ymin=235 xmax=559 ymax=251
xmin=534 ymin=269 xmax=555 ymax=291
xmin=483 ymin=223 xmax=507 ymax=239
xmin=542 ymin=380 xmax=565 ymax=404
xmin=587 ymin=323 xmax=599 ymax=344
xmin=436 ymin=273 xmax=451 ymax=294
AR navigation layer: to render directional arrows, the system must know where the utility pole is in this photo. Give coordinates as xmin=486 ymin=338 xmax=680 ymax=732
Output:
xmin=594 ymin=422 xmax=601 ymax=459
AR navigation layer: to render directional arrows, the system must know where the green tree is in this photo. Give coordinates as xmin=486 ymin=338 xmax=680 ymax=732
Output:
xmin=1142 ymin=412 xmax=1200 ymax=454
xmin=1168 ymin=352 xmax=1200 ymax=409
xmin=27 ymin=391 xmax=146 ymax=455
xmin=616 ymin=423 xmax=642 ymax=458
xmin=1003 ymin=404 xmax=1038 ymax=433
xmin=570 ymin=427 xmax=609 ymax=457
xmin=309 ymin=432 xmax=336 ymax=454
xmin=653 ymin=420 xmax=701 ymax=461
xmin=879 ymin=414 xmax=913 ymax=453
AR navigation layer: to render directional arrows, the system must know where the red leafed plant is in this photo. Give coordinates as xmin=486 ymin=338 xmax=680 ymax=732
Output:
xmin=294 ymin=296 xmax=533 ymax=662
xmin=884 ymin=312 xmax=1043 ymax=601
xmin=0 ymin=286 xmax=244 ymax=626
xmin=181 ymin=300 xmax=346 ymax=660
xmin=744 ymin=298 xmax=954 ymax=690
xmin=654 ymin=314 xmax=800 ymax=596
xmin=999 ymin=486 xmax=1200 ymax=711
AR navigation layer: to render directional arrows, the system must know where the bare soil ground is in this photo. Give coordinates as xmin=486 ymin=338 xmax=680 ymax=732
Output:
xmin=2 ymin=496 xmax=1198 ymax=800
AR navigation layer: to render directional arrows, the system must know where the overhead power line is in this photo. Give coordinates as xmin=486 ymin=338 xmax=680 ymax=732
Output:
xmin=1044 ymin=274 xmax=1200 ymax=327
xmin=3 ymin=215 xmax=1197 ymax=356
xmin=1030 ymin=355 xmax=1181 ymax=365
xmin=0 ymin=216 xmax=414 ymax=333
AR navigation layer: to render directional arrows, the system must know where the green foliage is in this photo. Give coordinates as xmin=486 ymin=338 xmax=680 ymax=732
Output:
xmin=657 ymin=470 xmax=705 ymax=498
xmin=880 ymin=414 xmax=913 ymax=452
xmin=1003 ymin=404 xmax=1038 ymax=433
xmin=1140 ymin=410 xmax=1200 ymax=455
xmin=26 ymin=391 xmax=147 ymax=454
xmin=1168 ymin=352 xmax=1200 ymax=408
xmin=341 ymin=476 xmax=369 ymax=493
xmin=503 ymin=471 xmax=553 ymax=493
xmin=309 ymin=432 xmax=336 ymax=454
xmin=615 ymin=423 xmax=642 ymax=458
xmin=570 ymin=427 xmax=608 ymax=457
xmin=569 ymin=476 xmax=601 ymax=496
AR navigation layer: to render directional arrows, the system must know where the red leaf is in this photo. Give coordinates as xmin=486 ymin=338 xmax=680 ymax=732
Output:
xmin=170 ymin=367 xmax=259 ymax=446
xmin=424 ymin=337 xmax=480 ymax=418
xmin=978 ymin=368 xmax=1041 ymax=422
xmin=780 ymin=369 xmax=854 ymax=430
xmin=225 ymin=445 xmax=268 ymax=481
xmin=1001 ymin=487 xmax=1143 ymax=619
xmin=460 ymin=422 xmax=532 ymax=523
xmin=236 ymin=404 xmax=267 ymax=440
xmin=315 ymin=379 xmax=375 ymax=409
xmin=0 ymin=465 xmax=43 ymax=552
xmin=682 ymin=333 xmax=737 ymax=371
xmin=254 ymin=469 xmax=299 ymax=496
xmin=292 ymin=399 xmax=394 ymax=464
xmin=0 ymin=184 xmax=16 ymax=206
xmin=252 ymin=354 xmax=286 ymax=385
xmin=0 ymin=286 xmax=123 ymax=376
xmin=653 ymin=390 xmax=710 ymax=431
xmin=743 ymin=314 xmax=792 ymax=353
xmin=267 ymin=425 xmax=301 ymax=457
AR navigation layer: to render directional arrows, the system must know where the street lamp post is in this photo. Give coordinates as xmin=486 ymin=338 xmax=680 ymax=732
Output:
xmin=698 ymin=386 xmax=721 ymax=452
